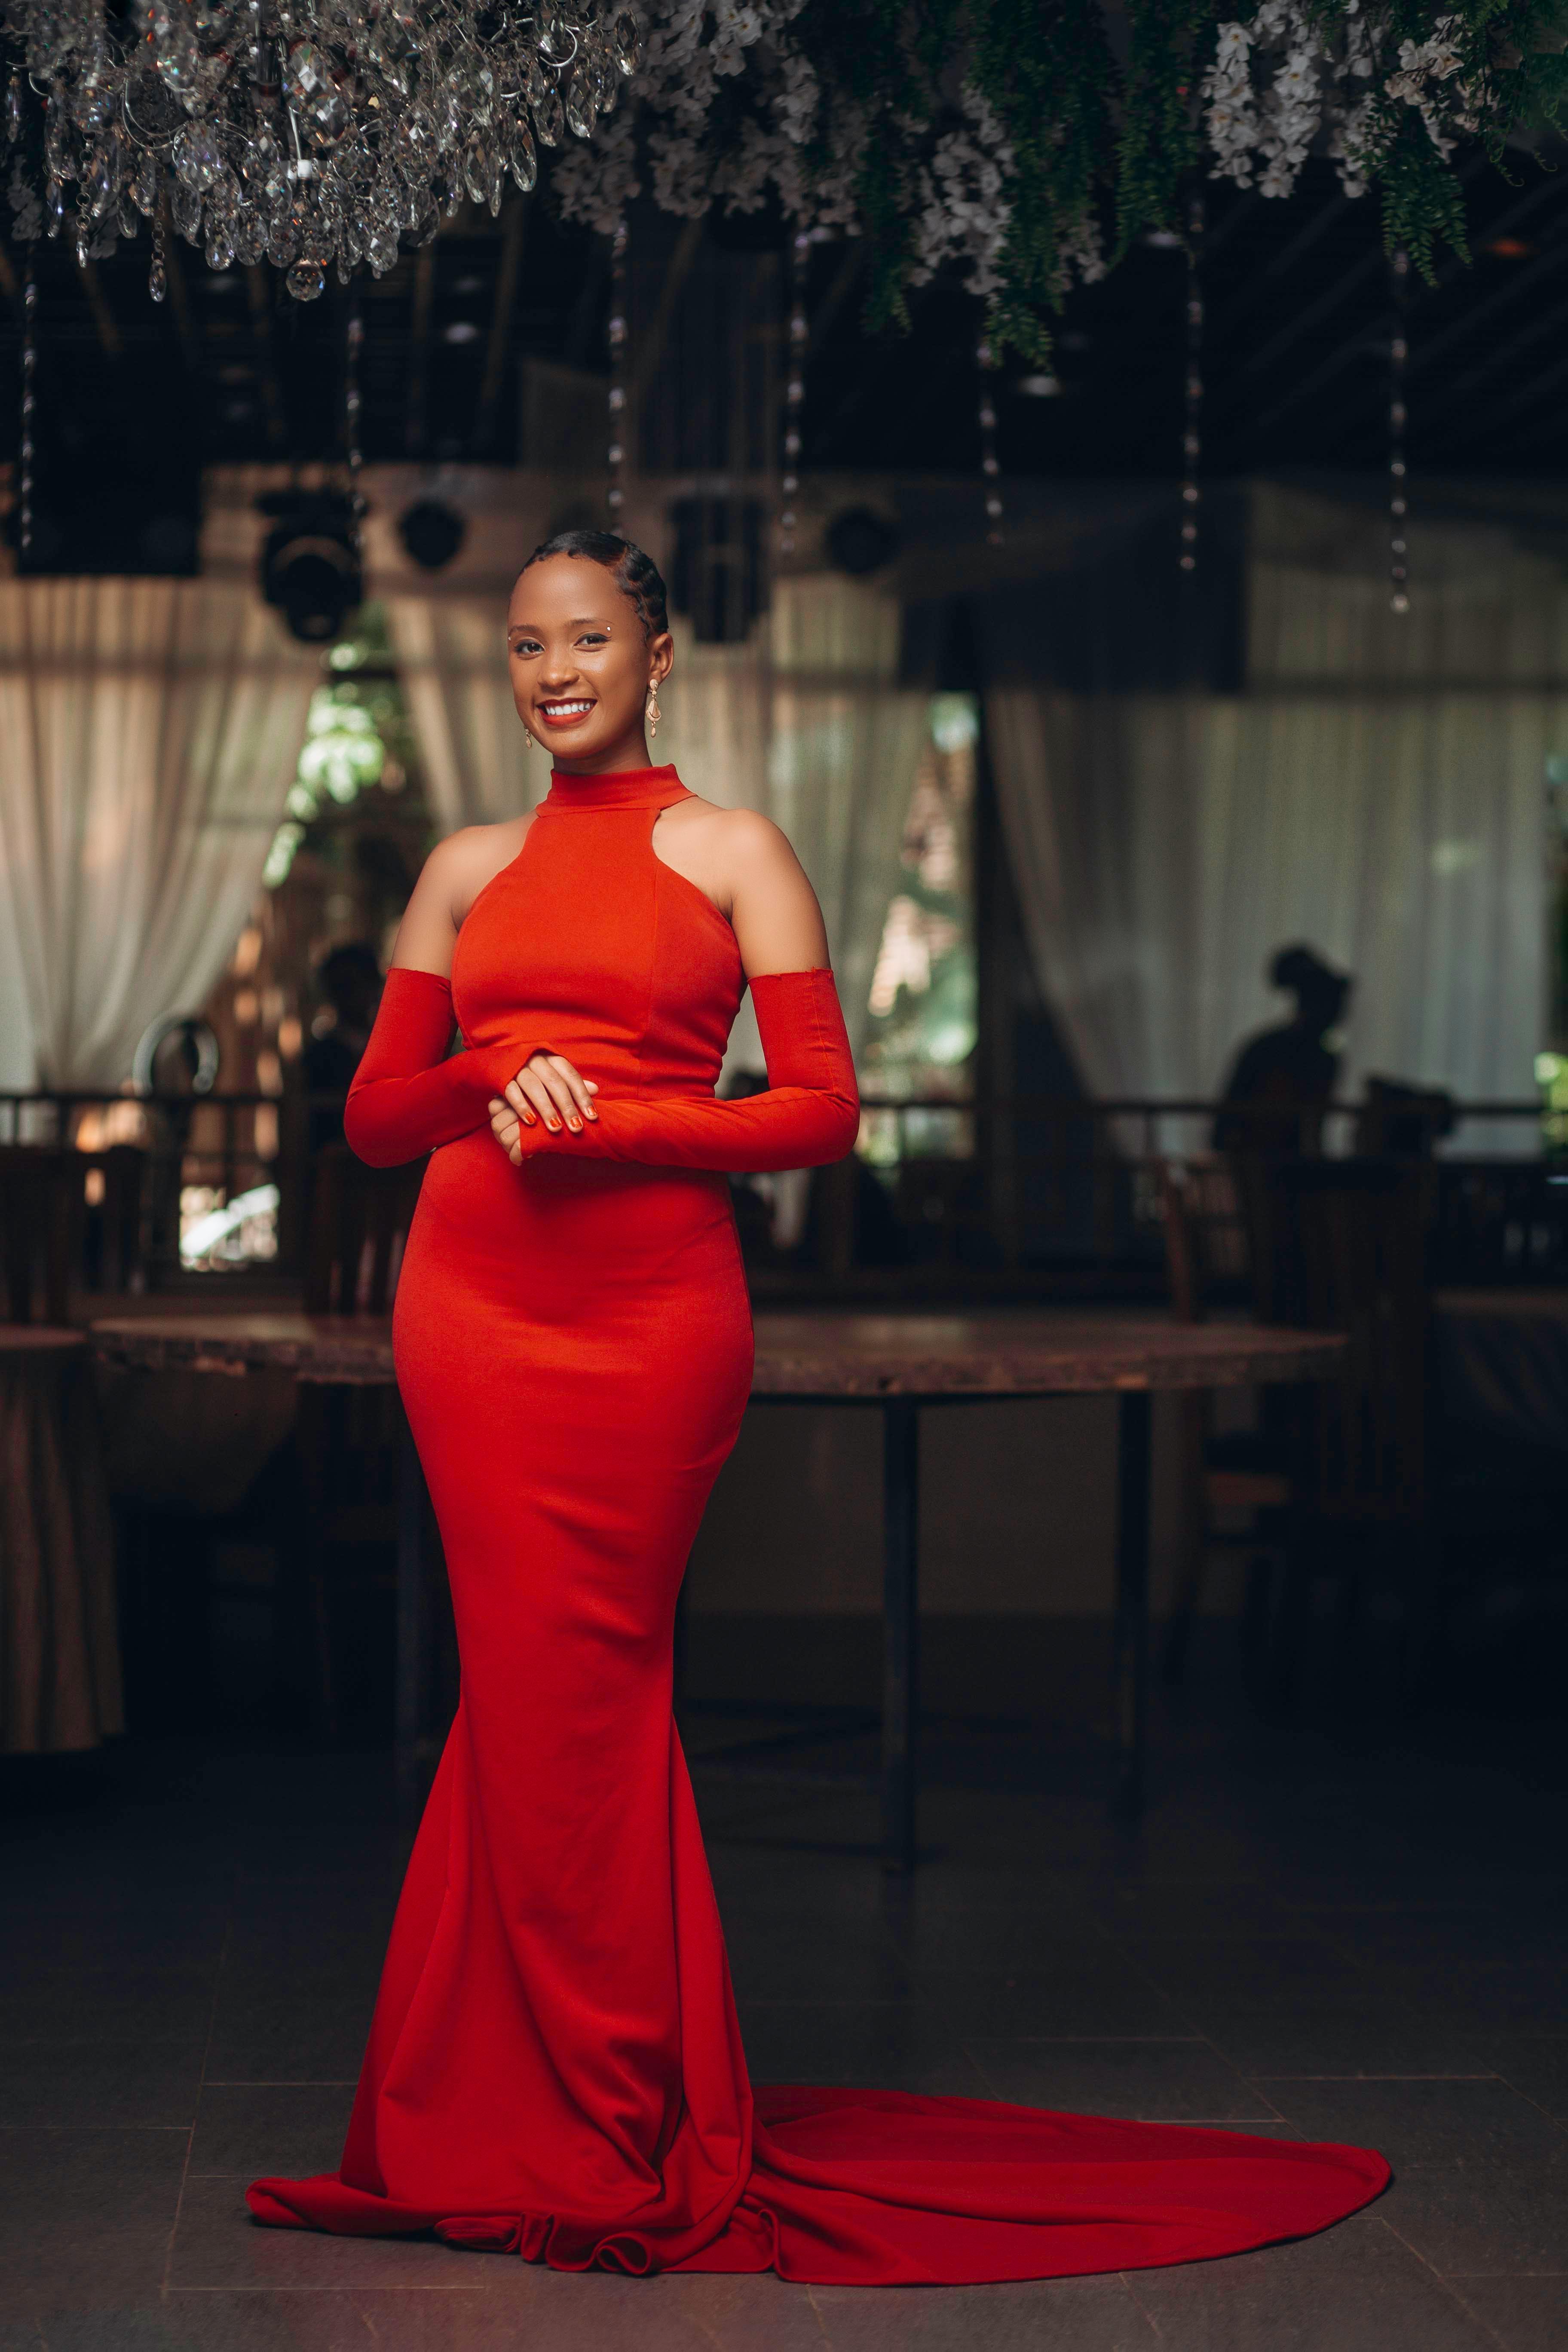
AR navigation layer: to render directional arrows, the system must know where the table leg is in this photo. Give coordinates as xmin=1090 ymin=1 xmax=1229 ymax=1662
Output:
xmin=394 ymin=1414 xmax=427 ymax=1812
xmin=882 ymin=1399 xmax=919 ymax=1874
xmin=1112 ymin=1388 xmax=1153 ymax=1822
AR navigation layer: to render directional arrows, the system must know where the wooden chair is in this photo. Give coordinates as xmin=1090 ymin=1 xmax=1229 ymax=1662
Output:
xmin=297 ymin=1148 xmax=429 ymax=1737
xmin=88 ymin=1144 xmax=147 ymax=1296
xmin=1262 ymin=1157 xmax=1436 ymax=1715
xmin=1355 ymin=1077 xmax=1457 ymax=1158
xmin=304 ymin=1144 xmax=425 ymax=1317
xmin=0 ymin=1148 xmax=75 ymax=1325
xmin=1158 ymin=1158 xmax=1292 ymax=1683
xmin=0 ymin=1144 xmax=145 ymax=1323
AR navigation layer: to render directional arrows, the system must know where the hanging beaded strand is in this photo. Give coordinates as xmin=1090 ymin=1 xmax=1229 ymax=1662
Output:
xmin=779 ymin=226 xmax=808 ymax=560
xmin=977 ymin=336 xmax=1003 ymax=546
xmin=345 ymin=287 xmax=364 ymax=563
xmin=1389 ymin=247 xmax=1410 ymax=616
xmin=1179 ymin=190 xmax=1204 ymax=575
xmin=606 ymin=215 xmax=627 ymax=519
xmin=19 ymin=255 xmax=36 ymax=559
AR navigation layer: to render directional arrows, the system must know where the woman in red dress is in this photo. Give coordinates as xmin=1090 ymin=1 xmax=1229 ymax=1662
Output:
xmin=248 ymin=533 xmax=1387 ymax=2282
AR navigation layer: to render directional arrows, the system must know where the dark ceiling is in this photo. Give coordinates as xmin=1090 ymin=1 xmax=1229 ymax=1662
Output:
xmin=5 ymin=141 xmax=1568 ymax=568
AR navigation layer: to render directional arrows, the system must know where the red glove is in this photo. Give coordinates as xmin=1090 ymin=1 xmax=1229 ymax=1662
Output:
xmin=508 ymin=968 xmax=859 ymax=1175
xmin=344 ymin=969 xmax=534 ymax=1168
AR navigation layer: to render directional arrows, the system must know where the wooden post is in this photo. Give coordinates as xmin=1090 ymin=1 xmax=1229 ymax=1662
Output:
xmin=1112 ymin=1388 xmax=1153 ymax=1821
xmin=881 ymin=1399 xmax=920 ymax=1872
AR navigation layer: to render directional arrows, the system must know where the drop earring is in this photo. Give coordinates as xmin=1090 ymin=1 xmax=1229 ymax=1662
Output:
xmin=645 ymin=684 xmax=661 ymax=739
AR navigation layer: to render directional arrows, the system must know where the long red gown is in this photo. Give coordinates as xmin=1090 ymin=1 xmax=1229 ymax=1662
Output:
xmin=248 ymin=763 xmax=1389 ymax=2282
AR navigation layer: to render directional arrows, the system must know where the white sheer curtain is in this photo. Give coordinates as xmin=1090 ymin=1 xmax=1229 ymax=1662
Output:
xmin=986 ymin=691 xmax=1204 ymax=1101
xmin=989 ymin=484 xmax=1560 ymax=1115
xmin=384 ymin=596 xmax=546 ymax=833
xmin=658 ymin=616 xmax=771 ymax=817
xmin=766 ymin=576 xmax=928 ymax=1063
xmin=0 ymin=578 xmax=318 ymax=1090
xmin=768 ymin=686 xmax=930 ymax=1061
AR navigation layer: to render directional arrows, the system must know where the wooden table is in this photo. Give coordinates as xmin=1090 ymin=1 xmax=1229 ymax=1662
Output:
xmin=91 ymin=1306 xmax=1345 ymax=1865
xmin=746 ymin=1312 xmax=1346 ymax=1865
xmin=91 ymin=1311 xmax=427 ymax=1799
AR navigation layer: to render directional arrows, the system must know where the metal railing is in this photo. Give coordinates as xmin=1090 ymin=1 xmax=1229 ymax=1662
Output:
xmin=1 ymin=1085 xmax=1558 ymax=1298
xmin=0 ymin=1089 xmax=309 ymax=1287
xmin=853 ymin=1092 xmax=1555 ymax=1286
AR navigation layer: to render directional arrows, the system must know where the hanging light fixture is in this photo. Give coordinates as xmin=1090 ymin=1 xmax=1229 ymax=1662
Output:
xmin=1 ymin=0 xmax=638 ymax=303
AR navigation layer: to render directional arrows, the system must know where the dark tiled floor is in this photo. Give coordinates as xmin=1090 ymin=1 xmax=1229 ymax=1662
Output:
xmin=3 ymin=1690 xmax=1565 ymax=2352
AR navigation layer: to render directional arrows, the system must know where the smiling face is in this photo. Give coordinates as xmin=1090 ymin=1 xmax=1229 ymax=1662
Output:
xmin=506 ymin=554 xmax=674 ymax=774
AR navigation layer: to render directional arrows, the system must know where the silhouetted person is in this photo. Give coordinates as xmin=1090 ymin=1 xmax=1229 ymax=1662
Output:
xmin=305 ymin=943 xmax=384 ymax=1150
xmin=1213 ymin=944 xmax=1351 ymax=1157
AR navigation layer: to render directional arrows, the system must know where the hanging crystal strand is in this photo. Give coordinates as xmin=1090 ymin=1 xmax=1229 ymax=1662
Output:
xmin=150 ymin=207 xmax=168 ymax=304
xmin=19 ymin=255 xmax=37 ymax=559
xmin=779 ymin=226 xmax=808 ymax=560
xmin=1179 ymin=190 xmax=1204 ymax=575
xmin=977 ymin=335 xmax=1003 ymax=546
xmin=345 ymin=288 xmax=364 ymax=564
xmin=1389 ymin=247 xmax=1410 ymax=616
xmin=606 ymin=214 xmax=627 ymax=518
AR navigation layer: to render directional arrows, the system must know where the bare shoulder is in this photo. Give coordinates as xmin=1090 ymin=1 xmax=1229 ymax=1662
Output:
xmin=390 ymin=815 xmax=533 ymax=976
xmin=431 ymin=815 xmax=533 ymax=922
xmin=672 ymin=797 xmax=804 ymax=877
xmin=666 ymin=800 xmax=828 ymax=974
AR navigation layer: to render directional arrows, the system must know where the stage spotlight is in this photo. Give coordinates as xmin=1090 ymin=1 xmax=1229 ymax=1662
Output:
xmin=398 ymin=498 xmax=467 ymax=571
xmin=257 ymin=491 xmax=363 ymax=644
xmin=827 ymin=505 xmax=899 ymax=578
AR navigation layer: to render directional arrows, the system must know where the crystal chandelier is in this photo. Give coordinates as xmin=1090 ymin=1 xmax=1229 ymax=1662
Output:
xmin=3 ymin=1 xmax=639 ymax=303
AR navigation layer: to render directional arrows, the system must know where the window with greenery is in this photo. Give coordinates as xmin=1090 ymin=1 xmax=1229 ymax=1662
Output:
xmin=186 ymin=606 xmax=431 ymax=1271
xmin=858 ymin=694 xmax=979 ymax=1168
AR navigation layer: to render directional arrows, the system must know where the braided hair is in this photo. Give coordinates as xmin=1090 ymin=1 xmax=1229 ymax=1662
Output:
xmin=517 ymin=530 xmax=670 ymax=642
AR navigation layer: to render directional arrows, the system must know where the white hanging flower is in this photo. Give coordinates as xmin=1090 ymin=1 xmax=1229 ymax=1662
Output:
xmin=553 ymin=111 xmax=642 ymax=235
xmin=907 ymin=86 xmax=1015 ymax=300
xmin=1200 ymin=4 xmax=1488 ymax=205
xmin=544 ymin=0 xmax=1512 ymax=350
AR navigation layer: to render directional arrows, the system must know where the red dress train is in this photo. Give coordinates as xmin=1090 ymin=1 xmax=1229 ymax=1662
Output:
xmin=248 ymin=765 xmax=1388 ymax=2283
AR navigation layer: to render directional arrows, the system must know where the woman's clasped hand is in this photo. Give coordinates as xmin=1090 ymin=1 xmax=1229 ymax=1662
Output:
xmin=489 ymin=1052 xmax=600 ymax=1162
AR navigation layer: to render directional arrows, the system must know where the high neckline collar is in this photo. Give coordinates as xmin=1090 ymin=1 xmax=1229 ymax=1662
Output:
xmin=543 ymin=763 xmax=688 ymax=812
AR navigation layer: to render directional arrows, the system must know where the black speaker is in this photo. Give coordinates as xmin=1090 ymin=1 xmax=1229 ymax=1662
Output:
xmin=827 ymin=505 xmax=900 ymax=577
xmin=398 ymin=498 xmax=467 ymax=572
xmin=258 ymin=491 xmax=363 ymax=643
